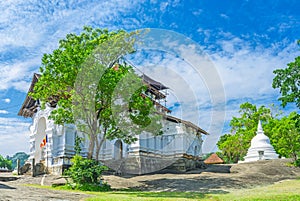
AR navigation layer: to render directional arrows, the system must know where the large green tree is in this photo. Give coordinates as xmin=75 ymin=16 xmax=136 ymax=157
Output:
xmin=32 ymin=27 xmax=161 ymax=159
xmin=273 ymin=40 xmax=300 ymax=109
xmin=217 ymin=102 xmax=274 ymax=163
xmin=269 ymin=112 xmax=300 ymax=161
xmin=272 ymin=41 xmax=300 ymax=164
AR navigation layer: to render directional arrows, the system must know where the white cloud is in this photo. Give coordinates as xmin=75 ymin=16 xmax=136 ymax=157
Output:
xmin=160 ymin=2 xmax=169 ymax=12
xmin=3 ymin=99 xmax=11 ymax=103
xmin=0 ymin=117 xmax=30 ymax=156
xmin=0 ymin=110 xmax=9 ymax=114
xmin=210 ymin=38 xmax=299 ymax=101
xmin=0 ymin=0 xmax=143 ymax=92
xmin=277 ymin=16 xmax=298 ymax=33
xmin=0 ymin=58 xmax=38 ymax=92
xmin=192 ymin=9 xmax=203 ymax=16
xmin=220 ymin=13 xmax=229 ymax=19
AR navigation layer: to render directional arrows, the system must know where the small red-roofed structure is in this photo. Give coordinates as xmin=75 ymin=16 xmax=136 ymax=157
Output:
xmin=204 ymin=153 xmax=224 ymax=164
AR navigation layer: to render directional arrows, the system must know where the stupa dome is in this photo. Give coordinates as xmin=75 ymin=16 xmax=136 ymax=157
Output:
xmin=240 ymin=120 xmax=278 ymax=163
xmin=250 ymin=132 xmax=271 ymax=147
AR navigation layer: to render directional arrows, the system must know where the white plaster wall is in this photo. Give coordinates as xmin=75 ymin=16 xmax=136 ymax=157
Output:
xmin=29 ymin=106 xmax=205 ymax=167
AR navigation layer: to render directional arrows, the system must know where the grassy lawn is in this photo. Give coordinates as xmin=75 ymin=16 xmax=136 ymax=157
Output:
xmin=212 ymin=179 xmax=300 ymax=201
xmin=85 ymin=191 xmax=206 ymax=201
xmin=49 ymin=179 xmax=300 ymax=201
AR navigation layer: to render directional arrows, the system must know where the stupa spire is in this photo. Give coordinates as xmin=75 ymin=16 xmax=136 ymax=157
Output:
xmin=257 ymin=120 xmax=263 ymax=134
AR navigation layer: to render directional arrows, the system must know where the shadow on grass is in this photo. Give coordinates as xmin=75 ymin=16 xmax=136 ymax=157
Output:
xmin=103 ymin=176 xmax=240 ymax=200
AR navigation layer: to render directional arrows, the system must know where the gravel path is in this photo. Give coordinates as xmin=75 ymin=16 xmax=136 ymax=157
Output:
xmin=0 ymin=174 xmax=90 ymax=201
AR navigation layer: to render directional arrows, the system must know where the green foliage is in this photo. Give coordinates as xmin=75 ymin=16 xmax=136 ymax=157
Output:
xmin=217 ymin=134 xmax=244 ymax=163
xmin=67 ymin=182 xmax=111 ymax=192
xmin=93 ymin=63 xmax=161 ymax=144
xmin=0 ymin=155 xmax=12 ymax=170
xmin=294 ymin=158 xmax=300 ymax=167
xmin=32 ymin=26 xmax=133 ymax=124
xmin=74 ymin=136 xmax=82 ymax=155
xmin=7 ymin=152 xmax=29 ymax=170
xmin=273 ymin=40 xmax=300 ymax=109
xmin=269 ymin=112 xmax=300 ymax=161
xmin=64 ymin=155 xmax=110 ymax=191
xmin=217 ymin=102 xmax=274 ymax=163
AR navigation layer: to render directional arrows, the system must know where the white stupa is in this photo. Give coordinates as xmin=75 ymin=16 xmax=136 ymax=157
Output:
xmin=242 ymin=120 xmax=278 ymax=162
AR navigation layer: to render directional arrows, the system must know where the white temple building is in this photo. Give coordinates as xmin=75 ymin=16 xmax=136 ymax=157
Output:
xmin=241 ymin=120 xmax=278 ymax=163
xmin=18 ymin=73 xmax=208 ymax=175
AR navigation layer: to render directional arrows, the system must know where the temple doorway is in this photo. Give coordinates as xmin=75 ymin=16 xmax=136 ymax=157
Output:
xmin=34 ymin=117 xmax=47 ymax=164
xmin=258 ymin=151 xmax=264 ymax=160
xmin=194 ymin=145 xmax=198 ymax=156
xmin=114 ymin=140 xmax=123 ymax=160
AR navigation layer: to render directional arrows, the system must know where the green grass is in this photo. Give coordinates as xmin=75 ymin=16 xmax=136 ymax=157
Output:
xmin=210 ymin=179 xmax=300 ymax=201
xmin=85 ymin=191 xmax=208 ymax=201
xmin=30 ymin=179 xmax=300 ymax=201
xmin=50 ymin=185 xmax=208 ymax=201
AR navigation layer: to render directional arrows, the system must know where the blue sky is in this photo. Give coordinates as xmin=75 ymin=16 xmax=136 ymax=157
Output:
xmin=0 ymin=0 xmax=299 ymax=156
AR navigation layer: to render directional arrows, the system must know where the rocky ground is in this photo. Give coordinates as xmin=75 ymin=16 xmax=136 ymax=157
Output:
xmin=0 ymin=159 xmax=299 ymax=200
xmin=104 ymin=158 xmax=300 ymax=193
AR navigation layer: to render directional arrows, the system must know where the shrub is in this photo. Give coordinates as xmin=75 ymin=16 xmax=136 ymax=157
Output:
xmin=294 ymin=159 xmax=300 ymax=167
xmin=63 ymin=155 xmax=110 ymax=191
xmin=67 ymin=182 xmax=111 ymax=191
xmin=0 ymin=155 xmax=12 ymax=170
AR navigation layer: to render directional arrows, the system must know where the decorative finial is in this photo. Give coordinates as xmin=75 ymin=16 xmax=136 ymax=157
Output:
xmin=257 ymin=120 xmax=263 ymax=133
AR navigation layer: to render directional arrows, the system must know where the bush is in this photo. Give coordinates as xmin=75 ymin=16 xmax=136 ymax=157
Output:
xmin=0 ymin=155 xmax=12 ymax=170
xmin=63 ymin=155 xmax=110 ymax=191
xmin=67 ymin=182 xmax=111 ymax=191
xmin=294 ymin=159 xmax=300 ymax=167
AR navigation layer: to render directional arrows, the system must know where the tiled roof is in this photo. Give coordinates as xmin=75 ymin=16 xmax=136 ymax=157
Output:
xmin=204 ymin=153 xmax=224 ymax=164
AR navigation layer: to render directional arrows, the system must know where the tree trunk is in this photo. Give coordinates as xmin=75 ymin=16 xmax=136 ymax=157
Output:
xmin=87 ymin=117 xmax=99 ymax=159
xmin=292 ymin=152 xmax=297 ymax=163
xmin=87 ymin=134 xmax=96 ymax=159
xmin=95 ymin=126 xmax=107 ymax=161
xmin=95 ymin=136 xmax=105 ymax=161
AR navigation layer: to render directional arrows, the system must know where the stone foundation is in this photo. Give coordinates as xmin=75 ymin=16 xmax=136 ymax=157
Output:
xmin=48 ymin=164 xmax=71 ymax=175
xmin=104 ymin=152 xmax=205 ymax=175
xmin=165 ymin=157 xmax=206 ymax=172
